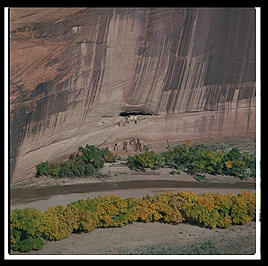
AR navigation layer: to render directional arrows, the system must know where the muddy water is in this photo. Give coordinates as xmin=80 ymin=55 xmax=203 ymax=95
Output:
xmin=10 ymin=179 xmax=255 ymax=204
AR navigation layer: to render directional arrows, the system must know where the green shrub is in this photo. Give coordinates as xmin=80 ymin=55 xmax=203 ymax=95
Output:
xmin=127 ymin=151 xmax=164 ymax=170
xmin=159 ymin=144 xmax=255 ymax=179
xmin=68 ymin=198 xmax=97 ymax=213
xmin=36 ymin=161 xmax=50 ymax=176
xmin=161 ymin=150 xmax=177 ymax=165
xmin=230 ymin=191 xmax=256 ymax=224
xmin=223 ymin=160 xmax=247 ymax=178
xmin=183 ymin=203 xmax=219 ymax=229
xmin=35 ymin=144 xmax=115 ymax=178
xmin=241 ymin=152 xmax=256 ymax=177
xmin=36 ymin=143 xmax=255 ymax=180
xmin=11 ymin=235 xmax=45 ymax=252
xmin=224 ymin=148 xmax=241 ymax=161
xmin=77 ymin=144 xmax=105 ymax=169
xmin=127 ymin=155 xmax=138 ymax=170
xmin=10 ymin=208 xmax=45 ymax=252
xmin=10 ymin=208 xmax=43 ymax=238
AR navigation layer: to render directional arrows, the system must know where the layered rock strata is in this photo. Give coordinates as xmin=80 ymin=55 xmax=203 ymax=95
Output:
xmin=10 ymin=8 xmax=256 ymax=183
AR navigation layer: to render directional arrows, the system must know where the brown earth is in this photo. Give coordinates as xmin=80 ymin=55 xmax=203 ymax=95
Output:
xmin=11 ymin=221 xmax=256 ymax=256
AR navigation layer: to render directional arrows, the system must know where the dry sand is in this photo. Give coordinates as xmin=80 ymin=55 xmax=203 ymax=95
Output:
xmin=11 ymin=221 xmax=256 ymax=255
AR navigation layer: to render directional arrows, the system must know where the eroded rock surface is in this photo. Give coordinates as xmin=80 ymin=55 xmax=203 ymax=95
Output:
xmin=10 ymin=8 xmax=256 ymax=183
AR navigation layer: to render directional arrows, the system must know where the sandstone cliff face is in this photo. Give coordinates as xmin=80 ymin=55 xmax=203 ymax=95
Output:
xmin=10 ymin=8 xmax=256 ymax=183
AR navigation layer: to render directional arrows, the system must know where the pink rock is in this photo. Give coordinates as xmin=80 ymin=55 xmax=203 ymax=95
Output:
xmin=10 ymin=8 xmax=256 ymax=183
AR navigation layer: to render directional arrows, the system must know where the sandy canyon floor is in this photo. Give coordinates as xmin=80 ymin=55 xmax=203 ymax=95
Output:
xmin=9 ymin=137 xmax=259 ymax=256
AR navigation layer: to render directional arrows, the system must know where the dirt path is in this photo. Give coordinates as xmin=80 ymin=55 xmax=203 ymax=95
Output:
xmin=11 ymin=179 xmax=255 ymax=205
xmin=11 ymin=162 xmax=256 ymax=206
xmin=11 ymin=185 xmax=255 ymax=212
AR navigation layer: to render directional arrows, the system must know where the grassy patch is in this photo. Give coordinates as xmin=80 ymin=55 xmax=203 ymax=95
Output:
xmin=107 ymin=240 xmax=220 ymax=255
xmin=185 ymin=240 xmax=220 ymax=255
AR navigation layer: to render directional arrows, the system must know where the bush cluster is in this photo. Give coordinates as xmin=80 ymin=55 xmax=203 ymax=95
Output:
xmin=10 ymin=208 xmax=45 ymax=252
xmin=127 ymin=142 xmax=256 ymax=179
xmin=10 ymin=190 xmax=255 ymax=252
xmin=127 ymin=151 xmax=164 ymax=171
xmin=36 ymin=145 xmax=117 ymax=178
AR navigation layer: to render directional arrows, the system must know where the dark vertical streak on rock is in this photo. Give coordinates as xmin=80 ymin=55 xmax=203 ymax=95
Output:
xmin=165 ymin=9 xmax=197 ymax=113
xmin=10 ymin=8 xmax=256 ymax=182
xmin=10 ymin=106 xmax=29 ymax=180
xmin=79 ymin=12 xmax=113 ymax=127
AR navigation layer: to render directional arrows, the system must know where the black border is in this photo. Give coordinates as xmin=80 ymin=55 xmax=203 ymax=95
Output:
xmin=4 ymin=3 xmax=263 ymax=261
xmin=0 ymin=0 xmax=265 ymax=8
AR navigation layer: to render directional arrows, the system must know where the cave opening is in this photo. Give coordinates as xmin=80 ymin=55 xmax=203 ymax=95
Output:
xmin=119 ymin=111 xmax=153 ymax=117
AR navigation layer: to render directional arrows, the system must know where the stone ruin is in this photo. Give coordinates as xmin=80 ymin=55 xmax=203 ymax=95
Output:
xmin=113 ymin=138 xmax=152 ymax=153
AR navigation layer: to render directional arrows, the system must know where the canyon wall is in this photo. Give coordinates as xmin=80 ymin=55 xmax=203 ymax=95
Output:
xmin=10 ymin=8 xmax=256 ymax=183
